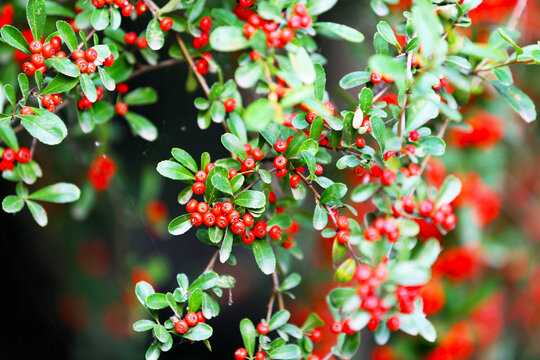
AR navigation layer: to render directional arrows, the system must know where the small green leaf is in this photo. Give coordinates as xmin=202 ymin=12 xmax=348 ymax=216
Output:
xmin=27 ymin=0 xmax=47 ymax=42
xmin=219 ymin=228 xmax=233 ymax=263
xmin=209 ymin=26 xmax=249 ymax=52
xmin=153 ymin=324 xmax=171 ymax=343
xmin=221 ymin=133 xmax=247 ymax=161
xmin=420 ymin=136 xmax=446 ymax=156
xmin=235 ymin=61 xmax=263 ymax=89
xmin=314 ymin=63 xmax=326 ymax=101
xmin=268 ymin=344 xmax=302 ymax=359
xmin=234 ymin=190 xmax=266 ymax=209
xmin=146 ymin=18 xmax=165 ymax=50
xmin=188 ymin=288 xmax=203 ymax=313
xmin=157 ymin=160 xmax=194 ymax=181
xmin=145 ymin=342 xmax=160 ymax=360
xmin=124 ymin=112 xmax=158 ymax=141
xmin=389 ymin=262 xmax=431 ymax=286
xmin=301 ymin=312 xmax=325 ymax=332
xmin=183 ymin=323 xmax=213 ymax=341
xmin=351 ymin=183 xmax=380 ymax=202
xmin=2 ymin=195 xmax=24 ymax=213
xmin=376 ymin=21 xmax=399 ymax=49
xmin=314 ymin=22 xmax=364 ymax=43
xmin=133 ymin=319 xmax=155 ymax=332
xmin=313 ymin=204 xmax=328 ymax=230
xmin=79 ymin=73 xmax=97 ymax=102
xmin=308 ymin=0 xmax=338 ymax=16
xmin=412 ymin=0 xmax=441 ymax=58
xmin=320 ymin=183 xmax=347 ymax=204
xmin=91 ymin=7 xmax=109 ymax=31
xmin=27 ymin=182 xmax=80 ymax=203
xmin=280 ymin=273 xmax=301 ymax=291
xmin=339 ymin=71 xmax=371 ymax=89
xmin=289 ymin=46 xmax=316 ymax=85
xmin=436 ymin=175 xmax=462 ymax=206
xmin=124 ymin=87 xmax=158 ymax=105
xmin=19 ymin=109 xmax=67 ymax=145
xmin=146 ymin=293 xmax=169 ymax=309
xmin=171 ymin=148 xmax=198 ymax=173
xmin=26 ymin=200 xmax=47 ymax=226
xmin=188 ymin=272 xmax=219 ymax=291
xmin=490 ymin=80 xmax=536 ymax=123
xmin=41 ymin=74 xmax=79 ymax=95
xmin=239 ymin=319 xmax=257 ymax=356
xmin=335 ymin=258 xmax=356 ymax=283
xmin=252 ymin=239 xmax=276 ymax=275
xmin=168 ymin=214 xmax=192 ymax=235
xmin=0 ymin=124 xmax=19 ymax=150
xmin=416 ymin=239 xmax=442 ymax=268
xmin=56 ymin=20 xmax=78 ymax=52
xmin=211 ymin=174 xmax=233 ymax=195
xmin=0 ymin=25 xmax=31 ymax=54
xmin=45 ymin=57 xmax=80 ymax=77
xmin=98 ymin=67 xmax=115 ymax=91
xmin=269 ymin=310 xmax=290 ymax=331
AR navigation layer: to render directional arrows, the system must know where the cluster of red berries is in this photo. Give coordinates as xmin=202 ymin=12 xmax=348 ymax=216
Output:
xmin=395 ymin=285 xmax=422 ymax=314
xmin=78 ymin=87 xmax=104 ymax=110
xmin=0 ymin=147 xmax=31 ymax=172
xmin=363 ymin=216 xmax=400 ymax=242
xmin=196 ymin=52 xmax=212 ymax=75
xmin=353 ymin=263 xmax=401 ymax=332
xmin=72 ymin=47 xmax=114 ymax=75
xmin=91 ymin=0 xmax=136 ymax=17
xmin=239 ymin=143 xmax=264 ymax=172
xmin=173 ymin=311 xmax=205 ymax=334
xmin=124 ymin=31 xmax=148 ymax=49
xmin=432 ymin=76 xmax=449 ymax=91
xmin=22 ymin=37 xmax=63 ymax=76
xmin=401 ymin=197 xmax=457 ymax=231
xmin=370 ymin=71 xmax=394 ymax=85
xmin=193 ymin=16 xmax=212 ymax=48
xmin=235 ymin=4 xmax=308 ymax=48
xmin=87 ymin=154 xmax=117 ymax=191
xmin=328 ymin=213 xmax=351 ymax=244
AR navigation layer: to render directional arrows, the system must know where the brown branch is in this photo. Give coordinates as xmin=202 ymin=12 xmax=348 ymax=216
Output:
xmin=172 ymin=32 xmax=211 ymax=97
xmin=272 ymin=270 xmax=285 ymax=311
xmin=202 ymin=249 xmax=219 ymax=273
xmin=131 ymin=58 xmax=185 ymax=78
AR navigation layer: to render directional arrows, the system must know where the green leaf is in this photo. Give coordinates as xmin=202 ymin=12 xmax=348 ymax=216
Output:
xmin=368 ymin=54 xmax=406 ymax=91
xmin=146 ymin=293 xmax=168 ymax=309
xmin=376 ymin=21 xmax=400 ymax=50
xmin=145 ymin=342 xmax=160 ymax=360
xmin=153 ymin=324 xmax=170 ymax=343
xmin=202 ymin=292 xmax=220 ymax=319
xmin=188 ymin=288 xmax=203 ymax=312
xmin=389 ymin=262 xmax=431 ymax=286
xmin=301 ymin=150 xmax=317 ymax=181
xmin=209 ymin=26 xmax=249 ymax=52
xmin=269 ymin=310 xmax=290 ymax=331
xmin=124 ymin=112 xmax=158 ymax=141
xmin=41 ymin=74 xmax=79 ymax=95
xmin=219 ymin=228 xmax=233 ymax=263
xmin=168 ymin=214 xmax=193 ymax=235
xmin=244 ymin=98 xmax=274 ymax=131
xmin=314 ymin=22 xmax=364 ymax=43
xmin=235 ymin=61 xmax=263 ymax=89
xmin=0 ymin=25 xmax=31 ymax=54
xmin=124 ymin=87 xmax=158 ymax=105
xmin=98 ymin=67 xmax=115 ymax=91
xmin=436 ymin=175 xmax=462 ymax=206
xmin=252 ymin=239 xmax=276 ymax=275
xmin=239 ymin=319 xmax=257 ymax=356
xmin=183 ymin=323 xmax=213 ymax=341
xmin=211 ymin=174 xmax=233 ymax=195
xmin=268 ymin=344 xmax=302 ymax=359
xmin=79 ymin=73 xmax=97 ymax=102
xmin=27 ymin=182 xmax=80 ymax=203
xmin=313 ymin=204 xmax=328 ymax=230
xmin=157 ymin=160 xmax=194 ymax=181
xmin=351 ymin=183 xmax=380 ymax=202
xmin=412 ymin=0 xmax=441 ymax=58
xmin=301 ymin=312 xmax=325 ymax=332
xmin=56 ymin=20 xmax=78 ymax=52
xmin=341 ymin=332 xmax=361 ymax=357
xmin=210 ymin=101 xmax=226 ymax=123
xmin=490 ymin=80 xmax=536 ymax=123
xmin=418 ymin=317 xmax=437 ymax=342
xmin=133 ymin=319 xmax=155 ymax=332
xmin=0 ymin=124 xmax=19 ymax=150
xmin=221 ymin=133 xmax=247 ymax=161
xmin=308 ymin=0 xmax=338 ymax=15
xmin=339 ymin=71 xmax=371 ymax=89
xmin=159 ymin=0 xmax=181 ymax=14
xmin=3 ymin=84 xmax=15 ymax=106
xmin=19 ymin=109 xmax=67 ymax=145
xmin=18 ymin=73 xmax=29 ymax=101
xmin=171 ymin=148 xmax=198 ymax=173
xmin=416 ymin=239 xmax=442 ymax=268
xmin=498 ymin=27 xmax=523 ymax=55
xmin=320 ymin=183 xmax=347 ymax=204
xmin=328 ymin=287 xmax=356 ymax=307
xmin=420 ymin=136 xmax=446 ymax=156
xmin=335 ymin=258 xmax=356 ymax=283
xmin=234 ymin=190 xmax=266 ymax=208
xmin=146 ymin=18 xmax=165 ymax=50
xmin=280 ymin=273 xmax=301 ymax=291
xmin=27 ymin=0 xmax=47 ymax=42
xmin=289 ymin=46 xmax=316 ymax=85
xmin=26 ymin=200 xmax=47 ymax=226
xmin=359 ymin=87 xmax=373 ymax=113
xmin=2 ymin=195 xmax=24 ymax=213
xmin=188 ymin=272 xmax=219 ymax=291
xmin=45 ymin=57 xmax=80 ymax=77
xmin=371 ymin=116 xmax=386 ymax=150
xmin=91 ymin=7 xmax=109 ymax=31
xmin=135 ymin=281 xmax=155 ymax=307
xmin=45 ymin=1 xmax=75 ymax=17
xmin=314 ymin=63 xmax=326 ymax=101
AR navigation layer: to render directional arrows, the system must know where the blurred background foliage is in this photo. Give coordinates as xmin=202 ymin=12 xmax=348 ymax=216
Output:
xmin=1 ymin=0 xmax=540 ymax=359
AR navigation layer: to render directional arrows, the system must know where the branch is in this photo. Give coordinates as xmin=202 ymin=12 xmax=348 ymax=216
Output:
xmin=272 ymin=270 xmax=285 ymax=311
xmin=202 ymin=249 xmax=219 ymax=273
xmin=172 ymin=32 xmax=211 ymax=97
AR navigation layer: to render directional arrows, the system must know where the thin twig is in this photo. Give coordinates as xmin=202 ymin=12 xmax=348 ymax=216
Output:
xmin=202 ymin=249 xmax=219 ymax=273
xmin=272 ymin=270 xmax=285 ymax=311
xmin=172 ymin=32 xmax=211 ymax=97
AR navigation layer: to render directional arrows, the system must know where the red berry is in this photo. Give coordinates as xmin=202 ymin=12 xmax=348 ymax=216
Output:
xmin=242 ymin=230 xmax=255 ymax=244
xmin=306 ymin=111 xmax=318 ymax=123
xmin=280 ymin=27 xmax=295 ymax=44
xmin=195 ymin=170 xmax=207 ymax=182
xmin=409 ymin=130 xmax=420 ymax=142
xmin=222 ymin=201 xmax=233 ymax=214
xmin=336 ymin=215 xmax=349 ymax=230
xmin=50 ymin=36 xmax=62 ymax=51
xmin=274 ymin=140 xmax=288 ymax=152
xmin=204 ymin=162 xmax=216 ymax=173
xmin=257 ymin=322 xmax=269 ymax=335
xmin=196 ymin=59 xmax=209 ymax=74
xmin=121 ymin=3 xmax=134 ymax=16
xmin=190 ymin=212 xmax=203 ymax=226
xmin=20 ymin=106 xmax=34 ymax=116
xmin=355 ymin=137 xmax=366 ymax=148
xmin=185 ymin=312 xmax=198 ymax=326
xmin=197 ymin=201 xmax=209 ymax=214
xmin=370 ymin=71 xmax=383 ymax=84
xmin=29 ymin=40 xmax=42 ymax=54
xmin=116 ymin=82 xmax=129 ymax=94
xmin=196 ymin=311 xmax=205 ymax=323
xmin=251 ymin=148 xmax=264 ymax=160
xmin=253 ymin=221 xmax=267 ymax=237
xmin=387 ymin=316 xmax=400 ymax=331
xmin=200 ymin=16 xmax=212 ymax=32
xmin=274 ymin=155 xmax=287 ymax=169
xmin=216 ymin=215 xmax=229 ymax=228
xmin=310 ymin=328 xmax=322 ymax=342
xmin=250 ymin=50 xmax=261 ymax=61
xmin=367 ymin=317 xmax=379 ymax=331
xmin=72 ymin=49 xmax=85 ymax=59
xmin=22 ymin=62 xmax=36 ymax=75
xmin=418 ymin=200 xmax=434 ymax=217
xmin=381 ymin=169 xmax=396 ymax=186
xmin=364 ymin=226 xmax=380 ymax=241
xmin=288 ymin=14 xmax=302 ymax=29
xmin=78 ymin=98 xmax=92 ymax=110
xmin=42 ymin=43 xmax=55 ymax=58
xmin=125 ymin=32 xmax=137 ymax=44
xmin=336 ymin=230 xmax=349 ymax=244
xmin=2 ymin=148 xmax=16 ymax=162
xmin=256 ymin=351 xmax=266 ymax=360
xmin=104 ymin=54 xmax=115 ymax=66
xmin=243 ymin=157 xmax=256 ymax=170
xmin=235 ymin=348 xmax=248 ymax=360
xmin=294 ymin=3 xmax=308 ymax=16
xmin=232 ymin=221 xmax=246 ymax=235
xmin=315 ymin=164 xmax=323 ymax=175
xmin=136 ymin=37 xmax=148 ymax=49
xmin=382 ymin=74 xmax=394 ymax=83
xmin=384 ymin=150 xmax=397 ymax=161
xmin=224 ymin=98 xmax=236 ymax=112
xmin=85 ymin=48 xmax=98 ymax=62
xmin=443 ymin=213 xmax=457 ymax=230
xmin=31 ymin=53 xmax=44 ymax=67
xmin=269 ymin=225 xmax=282 ymax=240
xmin=116 ymin=102 xmax=128 ymax=115
xmin=186 ymin=199 xmax=198 ymax=213
xmin=289 ymin=174 xmax=301 ymax=188
xmin=75 ymin=58 xmax=88 ymax=72
xmin=354 ymin=264 xmax=371 ymax=282
xmin=86 ymin=62 xmax=96 ymax=74
xmin=92 ymin=0 xmax=105 ymax=7
xmin=174 ymin=320 xmax=189 ymax=334
xmin=276 ymin=168 xmax=287 ymax=178
xmin=342 ymin=318 xmax=356 ymax=335
xmin=330 ymin=321 xmax=342 ymax=334
xmin=135 ymin=1 xmax=147 ymax=14
xmin=402 ymin=196 xmax=415 ymax=213
xmin=192 ymin=181 xmax=206 ymax=195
